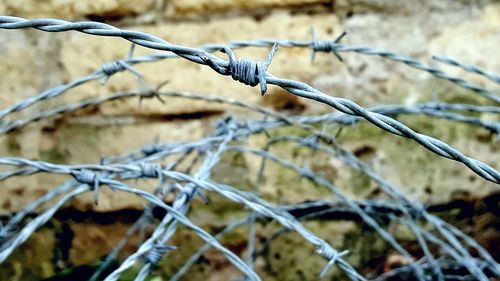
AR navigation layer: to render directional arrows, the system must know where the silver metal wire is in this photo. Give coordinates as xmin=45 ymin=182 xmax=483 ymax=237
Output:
xmin=0 ymin=15 xmax=498 ymax=281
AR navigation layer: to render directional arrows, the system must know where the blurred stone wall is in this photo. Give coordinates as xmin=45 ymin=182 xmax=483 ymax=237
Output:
xmin=0 ymin=0 xmax=498 ymax=280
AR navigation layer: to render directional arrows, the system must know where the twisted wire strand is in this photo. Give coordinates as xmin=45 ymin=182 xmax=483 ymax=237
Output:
xmin=123 ymin=41 xmax=500 ymax=102
xmin=227 ymin=145 xmax=428 ymax=279
xmin=329 ymin=45 xmax=500 ymax=103
xmin=433 ymin=55 xmax=500 ymax=85
xmin=309 ymin=135 xmax=498 ymax=277
xmin=0 ymin=91 xmax=138 ymax=134
xmin=123 ymin=34 xmax=498 ymax=100
xmin=1 ymin=17 xmax=496 ymax=125
xmin=279 ymin=126 xmax=498 ymax=276
xmin=269 ymin=135 xmax=496 ymax=279
xmin=0 ymin=74 xmax=99 ymax=120
xmin=0 ymin=16 xmax=497 ymax=184
xmin=127 ymin=133 xmax=233 ymax=281
xmin=362 ymin=104 xmax=500 ymax=134
xmin=394 ymin=216 xmax=490 ymax=281
xmin=90 ymin=176 xmax=261 ymax=281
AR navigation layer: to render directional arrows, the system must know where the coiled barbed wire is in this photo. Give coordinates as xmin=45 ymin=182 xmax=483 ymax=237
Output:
xmin=1 ymin=112 xmax=496 ymax=280
xmin=1 ymin=15 xmax=499 ymax=281
xmin=0 ymin=158 xmax=365 ymax=280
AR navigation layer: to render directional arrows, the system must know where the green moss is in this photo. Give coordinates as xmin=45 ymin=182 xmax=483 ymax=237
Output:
xmin=40 ymin=148 xmax=70 ymax=163
xmin=212 ymin=151 xmax=254 ymax=191
xmin=349 ymin=170 xmax=372 ymax=195
xmin=5 ymin=133 xmax=22 ymax=155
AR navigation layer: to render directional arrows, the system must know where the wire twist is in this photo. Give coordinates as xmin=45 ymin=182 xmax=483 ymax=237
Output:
xmin=317 ymin=245 xmax=349 ymax=278
xmin=432 ymin=55 xmax=500 ymax=84
xmin=72 ymin=169 xmax=102 ymax=205
xmin=203 ymin=43 xmax=279 ymax=96
xmin=144 ymin=243 xmax=176 ymax=265
xmin=310 ymin=27 xmax=347 ymax=62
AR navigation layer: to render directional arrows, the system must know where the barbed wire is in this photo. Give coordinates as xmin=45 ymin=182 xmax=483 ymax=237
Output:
xmin=0 ymin=16 xmax=498 ymax=184
xmin=0 ymin=15 xmax=499 ymax=281
xmin=433 ymin=55 xmax=500 ymax=85
xmin=2 ymin=90 xmax=496 ymax=278
xmin=0 ymin=157 xmax=366 ymax=280
xmin=2 ymin=87 xmax=499 ymax=135
xmin=1 ymin=22 xmax=495 ymax=117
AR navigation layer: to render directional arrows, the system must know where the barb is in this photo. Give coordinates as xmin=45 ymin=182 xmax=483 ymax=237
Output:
xmin=203 ymin=43 xmax=279 ymax=96
xmin=310 ymin=27 xmax=347 ymax=62
xmin=72 ymin=169 xmax=103 ymax=205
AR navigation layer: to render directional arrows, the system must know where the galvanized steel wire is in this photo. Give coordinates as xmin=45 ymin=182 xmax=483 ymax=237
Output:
xmin=0 ymin=15 xmax=499 ymax=281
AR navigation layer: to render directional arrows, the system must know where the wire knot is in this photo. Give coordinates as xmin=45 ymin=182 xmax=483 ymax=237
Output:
xmin=316 ymin=243 xmax=349 ymax=278
xmin=73 ymin=169 xmax=99 ymax=186
xmin=214 ymin=116 xmax=238 ymax=136
xmin=145 ymin=243 xmax=177 ymax=265
xmin=139 ymin=162 xmax=162 ymax=178
xmin=203 ymin=43 xmax=279 ymax=96
xmin=310 ymin=27 xmax=347 ymax=63
xmin=100 ymin=59 xmax=141 ymax=85
xmin=138 ymin=162 xmax=165 ymax=194
xmin=72 ymin=169 xmax=102 ymax=205
xmin=224 ymin=43 xmax=278 ymax=95
xmin=312 ymin=40 xmax=336 ymax=53
xmin=101 ymin=60 xmax=128 ymax=76
xmin=137 ymin=80 xmax=170 ymax=107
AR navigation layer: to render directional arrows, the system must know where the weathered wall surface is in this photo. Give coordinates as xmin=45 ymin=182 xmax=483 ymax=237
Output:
xmin=0 ymin=0 xmax=498 ymax=211
xmin=0 ymin=0 xmax=498 ymax=280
